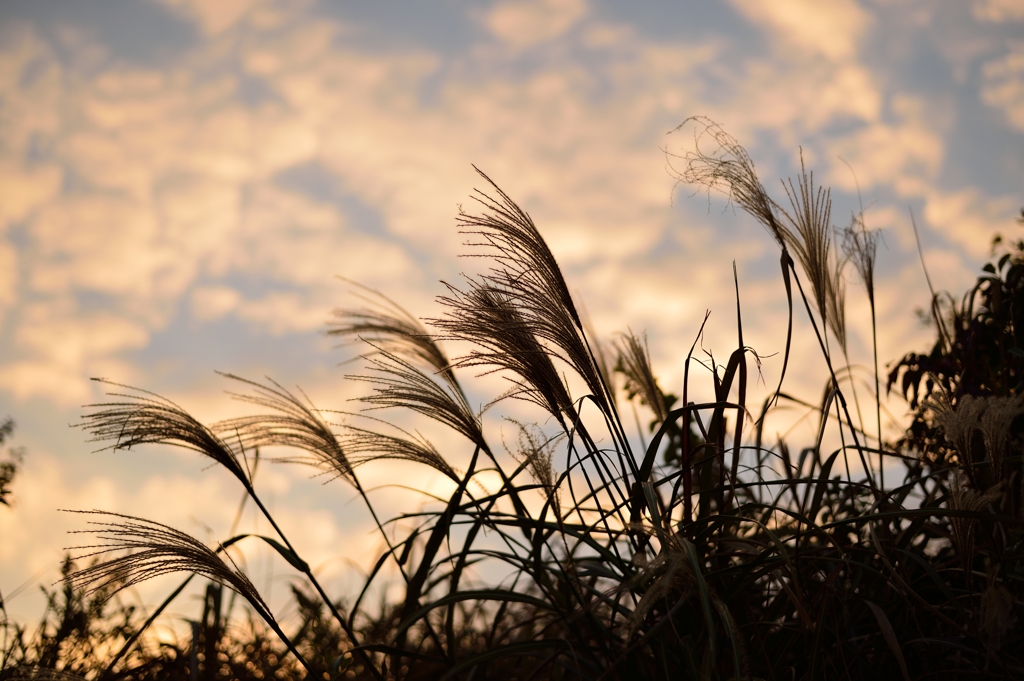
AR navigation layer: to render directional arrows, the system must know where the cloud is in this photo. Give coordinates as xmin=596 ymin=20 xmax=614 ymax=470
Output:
xmin=0 ymin=2 xmax=937 ymax=411
xmin=0 ymin=162 xmax=63 ymax=231
xmin=728 ymin=0 xmax=869 ymax=61
xmin=922 ymin=186 xmax=1019 ymax=263
xmin=0 ymin=302 xmax=150 ymax=403
xmin=234 ymin=291 xmax=336 ymax=335
xmin=0 ymin=29 xmax=63 ymax=157
xmin=715 ymin=60 xmax=882 ymax=138
xmin=28 ymin=195 xmax=195 ymax=317
xmin=483 ymin=0 xmax=588 ymax=48
xmin=982 ymin=43 xmax=1024 ymax=131
xmin=154 ymin=0 xmax=275 ymax=35
xmin=973 ymin=0 xmax=1024 ymax=23
xmin=190 ymin=284 xmax=242 ymax=321
xmin=824 ymin=97 xmax=944 ymax=196
xmin=0 ymin=241 xmax=16 ymax=312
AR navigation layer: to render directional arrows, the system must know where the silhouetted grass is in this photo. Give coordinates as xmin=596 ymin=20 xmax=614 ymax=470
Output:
xmin=3 ymin=120 xmax=1023 ymax=680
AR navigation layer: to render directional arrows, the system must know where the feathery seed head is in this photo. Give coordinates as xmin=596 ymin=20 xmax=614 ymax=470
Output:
xmin=432 ymin=169 xmax=610 ymax=417
xmin=506 ymin=419 xmax=561 ymax=512
xmin=63 ymin=511 xmax=272 ymax=621
xmin=615 ymin=330 xmax=669 ymax=424
xmin=667 ymin=116 xmax=787 ymax=247
xmin=342 ymin=422 xmax=458 ymax=482
xmin=329 ymin=281 xmax=454 ymax=381
xmin=213 ymin=374 xmax=354 ymax=484
xmin=841 ymin=213 xmax=881 ymax=302
xmin=775 ymin=153 xmax=847 ymax=352
xmin=81 ymin=381 xmax=250 ymax=487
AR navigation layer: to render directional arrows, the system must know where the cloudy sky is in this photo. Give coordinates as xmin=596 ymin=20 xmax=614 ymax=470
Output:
xmin=1 ymin=0 xmax=1022 ymax=625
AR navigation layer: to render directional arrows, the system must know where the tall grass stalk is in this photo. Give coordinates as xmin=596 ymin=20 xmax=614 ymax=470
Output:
xmin=13 ymin=121 xmax=1020 ymax=680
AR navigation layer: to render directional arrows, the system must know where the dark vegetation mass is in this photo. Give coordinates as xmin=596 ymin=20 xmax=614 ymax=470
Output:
xmin=3 ymin=119 xmax=1024 ymax=680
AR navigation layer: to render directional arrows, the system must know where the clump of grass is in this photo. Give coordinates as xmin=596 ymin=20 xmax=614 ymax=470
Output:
xmin=6 ymin=121 xmax=1024 ymax=680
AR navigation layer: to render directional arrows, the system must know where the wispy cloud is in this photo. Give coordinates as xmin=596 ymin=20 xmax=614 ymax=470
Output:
xmin=728 ymin=0 xmax=869 ymax=61
xmin=982 ymin=41 xmax=1024 ymax=130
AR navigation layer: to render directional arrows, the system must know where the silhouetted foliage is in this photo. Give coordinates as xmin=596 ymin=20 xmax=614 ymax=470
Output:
xmin=0 ymin=418 xmax=23 ymax=508
xmin=890 ymin=210 xmax=1024 ymax=467
xmin=3 ymin=127 xmax=1024 ymax=680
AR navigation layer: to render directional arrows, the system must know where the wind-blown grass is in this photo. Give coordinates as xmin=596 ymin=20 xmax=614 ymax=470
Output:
xmin=3 ymin=121 xmax=1023 ymax=680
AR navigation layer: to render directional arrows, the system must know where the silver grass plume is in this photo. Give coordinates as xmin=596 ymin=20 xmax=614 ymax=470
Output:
xmin=582 ymin=311 xmax=616 ymax=400
xmin=349 ymin=345 xmax=485 ymax=449
xmin=930 ymin=392 xmax=1024 ymax=482
xmin=213 ymin=374 xmax=354 ymax=484
xmin=434 ymin=283 xmax=575 ymax=424
xmin=81 ymin=381 xmax=250 ymax=487
xmin=668 ymin=116 xmax=787 ymax=247
xmin=329 ymin=284 xmax=486 ymax=448
xmin=615 ymin=330 xmax=669 ymax=424
xmin=63 ymin=511 xmax=272 ymax=623
xmin=434 ymin=168 xmax=610 ymax=416
xmin=841 ymin=211 xmax=880 ymax=306
xmin=506 ymin=419 xmax=562 ymax=514
xmin=342 ymin=420 xmax=458 ymax=482
xmin=947 ymin=473 xmax=1003 ymax=586
xmin=775 ymin=154 xmax=847 ymax=352
xmin=625 ymin=534 xmax=694 ymax=639
xmin=670 ymin=119 xmax=847 ymax=352
xmin=978 ymin=395 xmax=1024 ymax=477
xmin=842 ymin=211 xmax=883 ymax=463
xmin=329 ymin=281 xmax=454 ymax=382
xmin=928 ymin=391 xmax=986 ymax=480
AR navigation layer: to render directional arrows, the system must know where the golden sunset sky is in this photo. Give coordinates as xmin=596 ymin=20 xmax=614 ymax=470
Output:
xmin=1 ymin=0 xmax=1022 ymax=623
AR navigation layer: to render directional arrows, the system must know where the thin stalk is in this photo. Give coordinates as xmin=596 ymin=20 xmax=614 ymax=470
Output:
xmin=682 ymin=312 xmax=711 ymax=527
xmin=246 ymin=486 xmax=384 ymax=681
xmin=580 ymin=331 xmax=637 ymax=476
xmin=840 ymin=347 xmax=867 ymax=447
xmin=726 ymin=262 xmax=748 ymax=513
xmin=102 ymin=574 xmax=195 ymax=678
xmin=261 ymin=610 xmax=316 ymax=674
xmin=910 ymin=208 xmax=951 ymax=353
xmin=869 ymin=296 xmax=883 ymax=489
xmin=787 ymin=259 xmax=878 ymax=494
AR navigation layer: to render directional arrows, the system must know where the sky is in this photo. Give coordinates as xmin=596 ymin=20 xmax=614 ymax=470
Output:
xmin=1 ymin=0 xmax=1023 ymax=628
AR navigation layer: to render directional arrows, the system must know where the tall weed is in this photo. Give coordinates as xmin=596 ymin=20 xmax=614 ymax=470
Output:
xmin=4 ymin=121 xmax=1023 ymax=680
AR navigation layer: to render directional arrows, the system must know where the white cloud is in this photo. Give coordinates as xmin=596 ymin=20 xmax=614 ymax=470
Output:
xmin=0 ymin=3 xmax=936 ymax=411
xmin=0 ymin=162 xmax=63 ymax=231
xmin=28 ymin=195 xmax=192 ymax=310
xmin=154 ymin=0 xmax=276 ymax=35
xmin=0 ymin=30 xmax=63 ymax=157
xmin=982 ymin=43 xmax=1024 ymax=131
xmin=190 ymin=284 xmax=242 ymax=321
xmin=923 ymin=186 xmax=1019 ymax=262
xmin=973 ymin=0 xmax=1024 ymax=23
xmin=715 ymin=60 xmax=882 ymax=138
xmin=0 ymin=241 xmax=16 ymax=311
xmin=728 ymin=0 xmax=870 ymax=61
xmin=0 ymin=302 xmax=150 ymax=403
xmin=825 ymin=103 xmax=944 ymax=196
xmin=483 ymin=0 xmax=588 ymax=48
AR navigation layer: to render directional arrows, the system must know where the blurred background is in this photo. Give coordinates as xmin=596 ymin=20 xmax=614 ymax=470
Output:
xmin=0 ymin=0 xmax=1022 ymax=628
